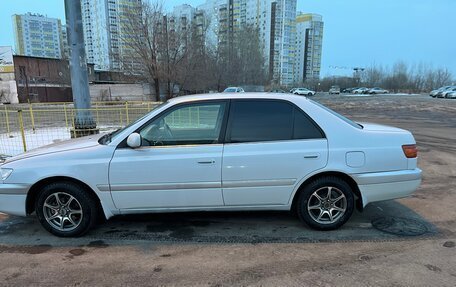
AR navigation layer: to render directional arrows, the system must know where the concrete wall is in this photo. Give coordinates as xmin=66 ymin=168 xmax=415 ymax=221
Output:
xmin=90 ymin=83 xmax=152 ymax=102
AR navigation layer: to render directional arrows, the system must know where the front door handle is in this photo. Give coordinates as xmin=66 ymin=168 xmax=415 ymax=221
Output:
xmin=198 ymin=160 xmax=216 ymax=164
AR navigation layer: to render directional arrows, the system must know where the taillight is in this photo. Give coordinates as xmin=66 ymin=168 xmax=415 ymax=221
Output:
xmin=402 ymin=144 xmax=418 ymax=158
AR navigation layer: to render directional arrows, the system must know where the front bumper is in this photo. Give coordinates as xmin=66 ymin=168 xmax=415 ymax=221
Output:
xmin=351 ymin=169 xmax=422 ymax=207
xmin=0 ymin=183 xmax=30 ymax=216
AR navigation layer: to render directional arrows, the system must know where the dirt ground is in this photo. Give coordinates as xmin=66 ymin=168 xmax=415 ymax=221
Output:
xmin=0 ymin=94 xmax=455 ymax=286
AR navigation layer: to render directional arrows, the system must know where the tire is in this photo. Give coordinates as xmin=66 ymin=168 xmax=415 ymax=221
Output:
xmin=35 ymin=182 xmax=98 ymax=237
xmin=307 ymin=93 xmax=313 ymax=97
xmin=296 ymin=176 xmax=354 ymax=230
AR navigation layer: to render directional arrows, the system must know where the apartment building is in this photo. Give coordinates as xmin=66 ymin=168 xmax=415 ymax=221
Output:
xmin=295 ymin=13 xmax=323 ymax=82
xmin=198 ymin=0 xmax=298 ymax=86
xmin=80 ymin=0 xmax=141 ymax=71
xmin=12 ymin=13 xmax=63 ymax=59
xmin=270 ymin=0 xmax=297 ymax=86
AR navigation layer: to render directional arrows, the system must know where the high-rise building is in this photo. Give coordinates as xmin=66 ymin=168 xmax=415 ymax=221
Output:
xmin=12 ymin=13 xmax=63 ymax=59
xmin=270 ymin=0 xmax=297 ymax=86
xmin=233 ymin=0 xmax=274 ymax=74
xmin=81 ymin=0 xmax=141 ymax=71
xmin=170 ymin=4 xmax=196 ymax=28
xmin=295 ymin=13 xmax=323 ymax=82
xmin=198 ymin=0 xmax=298 ymax=86
xmin=197 ymin=0 xmax=227 ymax=49
xmin=61 ymin=24 xmax=70 ymax=59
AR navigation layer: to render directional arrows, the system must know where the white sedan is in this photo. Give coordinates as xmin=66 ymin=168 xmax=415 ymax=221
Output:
xmin=223 ymin=87 xmax=245 ymax=93
xmin=0 ymin=93 xmax=421 ymax=237
xmin=447 ymin=91 xmax=456 ymax=99
xmin=368 ymin=87 xmax=389 ymax=94
xmin=293 ymin=88 xmax=316 ymax=96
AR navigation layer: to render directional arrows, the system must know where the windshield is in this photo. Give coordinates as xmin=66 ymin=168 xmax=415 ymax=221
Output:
xmin=99 ymin=102 xmax=168 ymax=145
xmin=310 ymin=100 xmax=363 ymax=129
xmin=224 ymin=88 xmax=237 ymax=92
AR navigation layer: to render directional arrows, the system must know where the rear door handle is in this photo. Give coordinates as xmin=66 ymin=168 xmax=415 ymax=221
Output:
xmin=304 ymin=153 xmax=320 ymax=159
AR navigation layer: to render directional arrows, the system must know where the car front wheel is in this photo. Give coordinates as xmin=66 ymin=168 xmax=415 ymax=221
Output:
xmin=35 ymin=182 xmax=98 ymax=237
xmin=297 ymin=176 xmax=354 ymax=230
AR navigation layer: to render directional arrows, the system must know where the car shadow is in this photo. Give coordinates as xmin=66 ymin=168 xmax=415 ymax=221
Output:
xmin=0 ymin=200 xmax=438 ymax=246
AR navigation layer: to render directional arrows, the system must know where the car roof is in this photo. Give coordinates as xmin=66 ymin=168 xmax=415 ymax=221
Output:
xmin=168 ymin=92 xmax=309 ymax=104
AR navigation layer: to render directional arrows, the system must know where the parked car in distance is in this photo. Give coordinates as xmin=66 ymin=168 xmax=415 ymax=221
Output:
xmin=293 ymin=88 xmax=316 ymax=96
xmin=223 ymin=87 xmax=245 ymax=93
xmin=342 ymin=87 xmax=357 ymax=93
xmin=353 ymin=87 xmax=370 ymax=94
xmin=446 ymin=91 xmax=456 ymax=99
xmin=0 ymin=93 xmax=421 ymax=237
xmin=368 ymin=87 xmax=390 ymax=94
xmin=430 ymin=86 xmax=453 ymax=98
xmin=442 ymin=87 xmax=456 ymax=98
xmin=329 ymin=86 xmax=341 ymax=95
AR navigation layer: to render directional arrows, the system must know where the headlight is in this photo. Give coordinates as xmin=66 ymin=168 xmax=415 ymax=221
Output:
xmin=1 ymin=168 xmax=13 ymax=181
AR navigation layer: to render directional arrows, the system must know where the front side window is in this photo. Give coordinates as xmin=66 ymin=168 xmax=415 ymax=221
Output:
xmin=139 ymin=102 xmax=227 ymax=146
xmin=227 ymin=100 xmax=324 ymax=143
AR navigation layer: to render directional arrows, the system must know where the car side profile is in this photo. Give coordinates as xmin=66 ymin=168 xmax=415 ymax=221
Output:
xmin=368 ymin=87 xmax=389 ymax=94
xmin=430 ymin=86 xmax=454 ymax=97
xmin=353 ymin=87 xmax=370 ymax=94
xmin=446 ymin=91 xmax=456 ymax=99
xmin=441 ymin=87 xmax=456 ymax=98
xmin=293 ymin=88 xmax=316 ymax=96
xmin=0 ymin=93 xmax=422 ymax=237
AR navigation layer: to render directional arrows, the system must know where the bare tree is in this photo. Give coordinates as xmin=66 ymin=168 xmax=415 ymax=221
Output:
xmin=210 ymin=24 xmax=267 ymax=90
xmin=120 ymin=1 xmax=164 ymax=100
xmin=363 ymin=65 xmax=385 ymax=87
xmin=321 ymin=61 xmax=454 ymax=93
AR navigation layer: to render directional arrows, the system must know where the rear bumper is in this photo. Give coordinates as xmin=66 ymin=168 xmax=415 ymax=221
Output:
xmin=351 ymin=169 xmax=422 ymax=207
xmin=0 ymin=183 xmax=29 ymax=216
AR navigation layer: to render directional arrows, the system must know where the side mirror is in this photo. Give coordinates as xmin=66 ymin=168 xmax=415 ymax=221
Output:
xmin=127 ymin=133 xmax=141 ymax=149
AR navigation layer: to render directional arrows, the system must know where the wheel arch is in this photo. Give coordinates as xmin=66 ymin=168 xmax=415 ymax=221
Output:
xmin=291 ymin=171 xmax=363 ymax=213
xmin=26 ymin=176 xmax=105 ymax=218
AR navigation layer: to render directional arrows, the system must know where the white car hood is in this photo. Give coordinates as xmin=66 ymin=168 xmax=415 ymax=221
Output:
xmin=3 ymin=133 xmax=105 ymax=164
xmin=359 ymin=122 xmax=407 ymax=133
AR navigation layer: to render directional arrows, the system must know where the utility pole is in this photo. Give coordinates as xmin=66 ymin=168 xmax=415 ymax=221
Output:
xmin=64 ymin=0 xmax=98 ymax=137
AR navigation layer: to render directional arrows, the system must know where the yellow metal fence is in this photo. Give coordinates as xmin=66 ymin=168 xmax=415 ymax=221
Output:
xmin=0 ymin=102 xmax=162 ymax=157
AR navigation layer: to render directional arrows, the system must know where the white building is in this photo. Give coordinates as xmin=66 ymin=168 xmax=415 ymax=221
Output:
xmin=170 ymin=4 xmax=196 ymax=27
xmin=12 ymin=13 xmax=63 ymax=59
xmin=81 ymin=0 xmax=141 ymax=71
xmin=61 ymin=25 xmax=69 ymax=59
xmin=270 ymin=0 xmax=297 ymax=86
xmin=295 ymin=13 xmax=323 ymax=82
xmin=197 ymin=0 xmax=228 ymax=50
xmin=198 ymin=0 xmax=298 ymax=86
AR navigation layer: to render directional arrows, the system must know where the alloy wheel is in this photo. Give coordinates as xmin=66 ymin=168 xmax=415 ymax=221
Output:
xmin=43 ymin=192 xmax=83 ymax=231
xmin=307 ymin=186 xmax=347 ymax=225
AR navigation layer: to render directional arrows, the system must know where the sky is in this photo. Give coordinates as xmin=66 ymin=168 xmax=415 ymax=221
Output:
xmin=1 ymin=0 xmax=455 ymax=77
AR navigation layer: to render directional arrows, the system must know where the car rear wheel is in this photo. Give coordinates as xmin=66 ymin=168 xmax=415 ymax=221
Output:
xmin=35 ymin=182 xmax=98 ymax=237
xmin=307 ymin=92 xmax=313 ymax=96
xmin=297 ymin=176 xmax=354 ymax=230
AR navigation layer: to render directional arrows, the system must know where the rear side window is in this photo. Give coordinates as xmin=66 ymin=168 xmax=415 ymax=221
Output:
xmin=293 ymin=109 xmax=325 ymax=139
xmin=227 ymin=100 xmax=324 ymax=143
xmin=228 ymin=101 xmax=292 ymax=142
